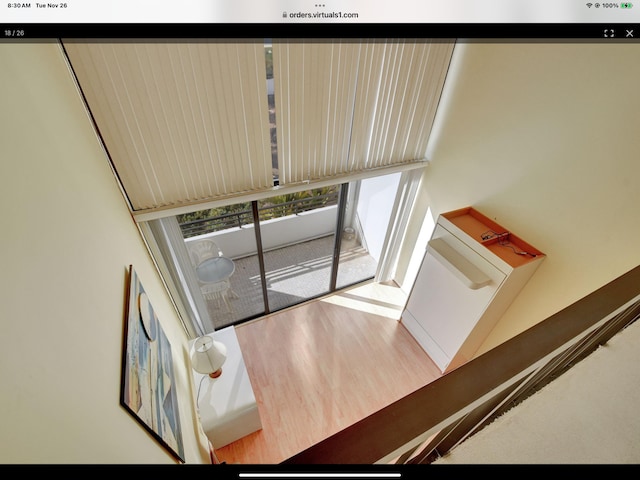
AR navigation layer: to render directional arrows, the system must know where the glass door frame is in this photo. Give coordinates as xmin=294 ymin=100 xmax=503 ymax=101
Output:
xmin=141 ymin=169 xmax=424 ymax=336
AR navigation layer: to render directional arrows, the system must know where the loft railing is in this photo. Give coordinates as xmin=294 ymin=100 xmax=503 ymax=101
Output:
xmin=179 ymin=191 xmax=339 ymax=238
xmin=282 ymin=264 xmax=640 ymax=464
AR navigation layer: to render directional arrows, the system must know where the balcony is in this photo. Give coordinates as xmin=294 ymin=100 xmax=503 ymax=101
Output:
xmin=181 ymin=196 xmax=379 ymax=330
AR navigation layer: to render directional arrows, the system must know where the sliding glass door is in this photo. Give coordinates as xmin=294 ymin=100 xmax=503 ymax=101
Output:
xmin=178 ymin=200 xmax=264 ymax=330
xmin=257 ymin=188 xmax=338 ymax=312
xmin=174 ymin=186 xmax=342 ymax=329
xmin=151 ymin=171 xmax=407 ymax=333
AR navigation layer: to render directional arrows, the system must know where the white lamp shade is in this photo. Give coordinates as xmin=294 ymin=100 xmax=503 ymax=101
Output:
xmin=191 ymin=335 xmax=227 ymax=376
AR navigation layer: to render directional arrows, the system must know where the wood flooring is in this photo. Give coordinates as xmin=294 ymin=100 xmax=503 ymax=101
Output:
xmin=214 ymin=282 xmax=442 ymax=464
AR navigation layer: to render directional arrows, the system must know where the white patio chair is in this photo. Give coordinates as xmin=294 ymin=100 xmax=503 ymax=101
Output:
xmin=201 ymin=279 xmax=235 ymax=313
xmin=188 ymin=239 xmax=224 ymax=267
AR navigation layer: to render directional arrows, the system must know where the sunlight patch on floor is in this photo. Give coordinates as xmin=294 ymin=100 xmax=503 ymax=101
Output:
xmin=321 ymin=281 xmax=408 ymax=319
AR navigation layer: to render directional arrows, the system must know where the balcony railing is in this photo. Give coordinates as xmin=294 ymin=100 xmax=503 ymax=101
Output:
xmin=179 ymin=191 xmax=340 ymax=238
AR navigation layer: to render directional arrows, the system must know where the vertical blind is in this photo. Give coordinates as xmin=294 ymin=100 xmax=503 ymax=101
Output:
xmin=62 ymin=39 xmax=453 ymax=218
xmin=273 ymin=40 xmax=454 ymax=186
xmin=63 ymin=41 xmax=273 ymax=212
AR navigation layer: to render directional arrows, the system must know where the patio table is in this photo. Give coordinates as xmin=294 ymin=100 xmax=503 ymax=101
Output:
xmin=196 ymin=256 xmax=235 ymax=284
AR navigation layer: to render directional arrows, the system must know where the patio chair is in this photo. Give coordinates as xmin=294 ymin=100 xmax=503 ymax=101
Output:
xmin=189 ymin=239 xmax=224 ymax=267
xmin=201 ymin=279 xmax=235 ymax=313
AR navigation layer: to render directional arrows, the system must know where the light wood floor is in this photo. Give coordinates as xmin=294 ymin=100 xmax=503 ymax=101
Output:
xmin=215 ymin=281 xmax=442 ymax=464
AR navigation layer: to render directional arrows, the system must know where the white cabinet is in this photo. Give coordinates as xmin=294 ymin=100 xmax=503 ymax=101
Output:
xmin=190 ymin=326 xmax=262 ymax=449
xmin=402 ymin=207 xmax=545 ymax=373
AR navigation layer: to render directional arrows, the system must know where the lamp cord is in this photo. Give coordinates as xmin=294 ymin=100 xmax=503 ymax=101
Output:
xmin=196 ymin=375 xmax=206 ymax=409
xmin=196 ymin=375 xmax=225 ymax=464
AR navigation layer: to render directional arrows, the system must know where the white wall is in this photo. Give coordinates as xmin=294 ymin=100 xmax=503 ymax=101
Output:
xmin=0 ymin=43 xmax=210 ymax=464
xmin=422 ymin=43 xmax=640 ymax=356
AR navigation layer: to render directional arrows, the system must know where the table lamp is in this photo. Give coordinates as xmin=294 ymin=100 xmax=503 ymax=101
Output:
xmin=191 ymin=334 xmax=227 ymax=378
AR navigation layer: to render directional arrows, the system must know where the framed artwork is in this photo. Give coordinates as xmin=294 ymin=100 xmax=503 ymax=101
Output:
xmin=121 ymin=265 xmax=185 ymax=463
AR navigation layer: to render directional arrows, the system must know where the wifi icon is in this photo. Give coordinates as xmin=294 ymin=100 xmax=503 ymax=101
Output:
xmin=587 ymin=2 xmax=593 ymax=6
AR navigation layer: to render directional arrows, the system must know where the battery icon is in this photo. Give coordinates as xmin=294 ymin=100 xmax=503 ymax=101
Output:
xmin=621 ymin=2 xmax=633 ymax=8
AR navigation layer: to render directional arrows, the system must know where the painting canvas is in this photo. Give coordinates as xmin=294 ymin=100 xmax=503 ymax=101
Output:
xmin=121 ymin=265 xmax=185 ymax=462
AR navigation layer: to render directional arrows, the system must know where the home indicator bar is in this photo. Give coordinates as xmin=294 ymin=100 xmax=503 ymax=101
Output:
xmin=239 ymin=474 xmax=401 ymax=479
